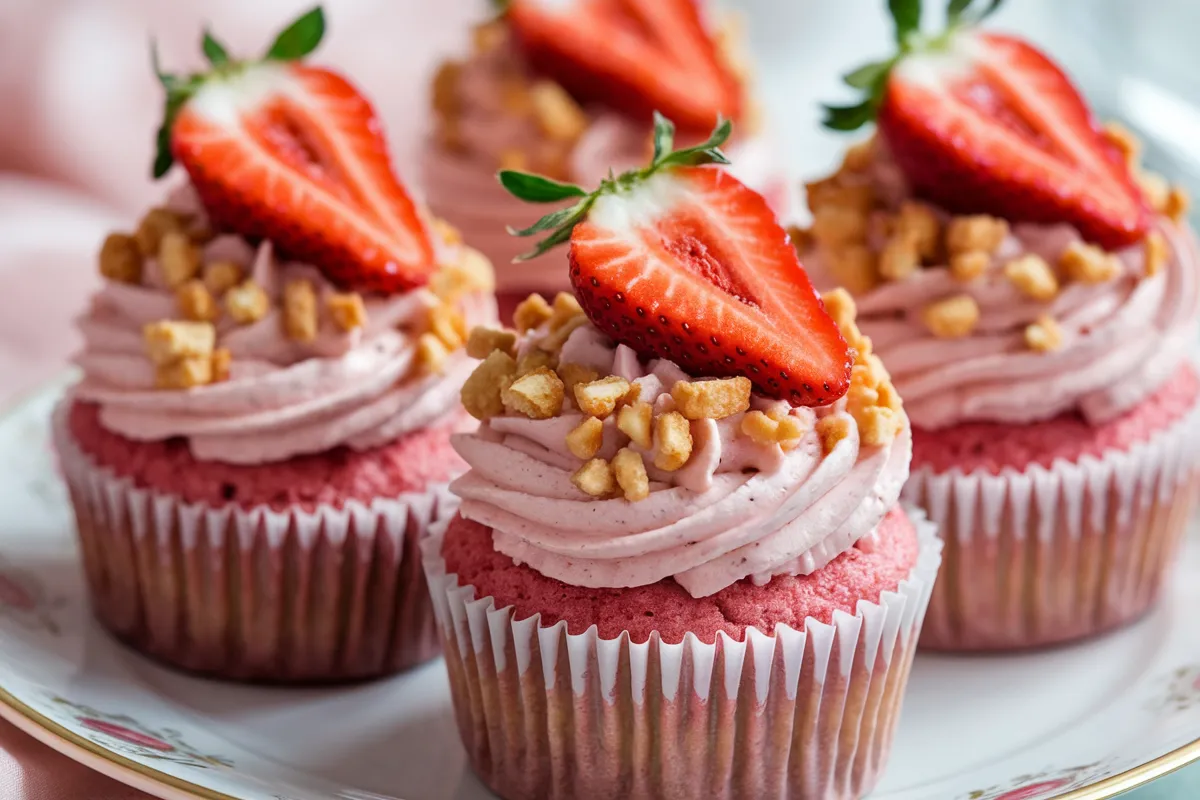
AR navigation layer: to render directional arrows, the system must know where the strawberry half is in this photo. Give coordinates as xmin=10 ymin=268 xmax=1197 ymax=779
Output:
xmin=506 ymin=0 xmax=742 ymax=133
xmin=824 ymin=0 xmax=1150 ymax=250
xmin=152 ymin=8 xmax=436 ymax=292
xmin=501 ymin=114 xmax=851 ymax=406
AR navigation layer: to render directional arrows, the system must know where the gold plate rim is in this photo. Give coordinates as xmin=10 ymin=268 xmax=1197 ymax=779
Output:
xmin=1 ymin=379 xmax=1199 ymax=800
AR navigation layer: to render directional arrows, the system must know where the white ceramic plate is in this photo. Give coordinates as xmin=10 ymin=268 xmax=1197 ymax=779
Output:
xmin=2 ymin=380 xmax=1200 ymax=800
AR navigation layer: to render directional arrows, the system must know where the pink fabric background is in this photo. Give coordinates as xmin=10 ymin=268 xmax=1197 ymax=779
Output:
xmin=0 ymin=1 xmax=477 ymax=796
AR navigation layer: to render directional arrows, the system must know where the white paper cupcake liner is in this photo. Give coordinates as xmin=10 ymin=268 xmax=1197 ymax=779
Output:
xmin=906 ymin=397 xmax=1200 ymax=651
xmin=53 ymin=404 xmax=459 ymax=683
xmin=422 ymin=509 xmax=942 ymax=800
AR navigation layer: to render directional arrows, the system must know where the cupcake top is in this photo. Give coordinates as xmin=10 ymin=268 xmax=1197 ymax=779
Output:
xmin=450 ymin=116 xmax=910 ymax=598
xmin=429 ymin=0 xmax=752 ymax=184
xmin=74 ymin=8 xmax=496 ymax=465
xmin=802 ymin=1 xmax=1199 ymax=430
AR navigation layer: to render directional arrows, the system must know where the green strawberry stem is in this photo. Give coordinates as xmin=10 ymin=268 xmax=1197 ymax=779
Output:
xmin=500 ymin=111 xmax=732 ymax=260
xmin=151 ymin=6 xmax=326 ymax=178
xmin=822 ymin=0 xmax=1004 ymax=131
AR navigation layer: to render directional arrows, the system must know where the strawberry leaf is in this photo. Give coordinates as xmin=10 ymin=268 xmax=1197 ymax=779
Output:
xmin=657 ymin=117 xmax=732 ymax=168
xmin=516 ymin=210 xmax=591 ymax=260
xmin=507 ymin=202 xmax=587 ymax=237
xmin=843 ymin=59 xmax=893 ymax=91
xmin=498 ymin=171 xmax=588 ymax=202
xmin=946 ymin=0 xmax=973 ymax=24
xmin=201 ymin=29 xmax=230 ymax=65
xmin=888 ymin=0 xmax=922 ymax=47
xmin=651 ymin=111 xmax=676 ymax=165
xmin=266 ymin=6 xmax=326 ymax=61
xmin=975 ymin=0 xmax=1004 ymax=21
xmin=822 ymin=101 xmax=876 ymax=132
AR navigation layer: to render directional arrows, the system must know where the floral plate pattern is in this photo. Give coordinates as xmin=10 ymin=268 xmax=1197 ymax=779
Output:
xmin=1 ymin=380 xmax=1200 ymax=800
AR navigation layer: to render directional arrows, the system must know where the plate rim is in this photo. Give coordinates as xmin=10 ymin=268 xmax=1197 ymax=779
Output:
xmin=3 ymin=375 xmax=1200 ymax=800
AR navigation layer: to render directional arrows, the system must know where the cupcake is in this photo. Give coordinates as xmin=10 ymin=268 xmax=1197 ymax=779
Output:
xmin=53 ymin=9 xmax=497 ymax=682
xmin=422 ymin=0 xmax=785 ymax=300
xmin=802 ymin=2 xmax=1200 ymax=651
xmin=422 ymin=116 xmax=942 ymax=799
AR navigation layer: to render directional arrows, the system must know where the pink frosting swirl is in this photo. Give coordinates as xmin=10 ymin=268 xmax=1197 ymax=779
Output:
xmin=805 ymin=156 xmax=1200 ymax=430
xmin=450 ymin=322 xmax=910 ymax=598
xmin=74 ymin=185 xmax=497 ymax=465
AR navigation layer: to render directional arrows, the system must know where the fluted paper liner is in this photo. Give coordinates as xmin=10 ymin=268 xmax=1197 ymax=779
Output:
xmin=907 ymin=399 xmax=1200 ymax=652
xmin=422 ymin=511 xmax=941 ymax=800
xmin=53 ymin=404 xmax=456 ymax=683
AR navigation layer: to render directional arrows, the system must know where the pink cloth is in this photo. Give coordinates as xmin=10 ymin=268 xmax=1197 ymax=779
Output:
xmin=0 ymin=720 xmax=147 ymax=799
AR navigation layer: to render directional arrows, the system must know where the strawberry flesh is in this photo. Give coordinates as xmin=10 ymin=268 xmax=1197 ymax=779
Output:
xmin=878 ymin=32 xmax=1150 ymax=250
xmin=507 ymin=0 xmax=742 ymax=133
xmin=172 ymin=63 xmax=436 ymax=293
xmin=569 ymin=166 xmax=851 ymax=406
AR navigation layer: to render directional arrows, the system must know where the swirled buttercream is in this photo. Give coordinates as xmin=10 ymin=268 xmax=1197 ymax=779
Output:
xmin=450 ymin=323 xmax=910 ymax=597
xmin=74 ymin=186 xmax=496 ymax=464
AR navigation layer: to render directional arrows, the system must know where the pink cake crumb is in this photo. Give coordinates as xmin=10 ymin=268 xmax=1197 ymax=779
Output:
xmin=913 ymin=365 xmax=1200 ymax=475
xmin=440 ymin=507 xmax=920 ymax=645
xmin=67 ymin=401 xmax=466 ymax=511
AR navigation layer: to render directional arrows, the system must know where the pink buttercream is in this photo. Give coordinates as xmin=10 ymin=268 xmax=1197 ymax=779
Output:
xmin=805 ymin=150 xmax=1200 ymax=430
xmin=450 ymin=321 xmax=911 ymax=598
xmin=421 ymin=35 xmax=785 ymax=293
xmin=73 ymin=184 xmax=497 ymax=465
xmin=441 ymin=506 xmax=919 ymax=644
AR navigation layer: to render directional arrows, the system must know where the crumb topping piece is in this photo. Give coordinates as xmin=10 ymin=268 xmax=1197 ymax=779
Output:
xmin=921 ymin=294 xmax=980 ymax=339
xmin=616 ymin=401 xmax=653 ymax=449
xmin=502 ymin=367 xmax=565 ymax=419
xmin=945 ymin=215 xmax=1009 ymax=257
xmin=671 ymin=377 xmax=752 ymax=420
xmin=566 ymin=416 xmax=604 ymax=460
xmin=653 ymin=410 xmax=694 ymax=471
xmin=467 ymin=327 xmax=518 ymax=359
xmin=1144 ymin=230 xmax=1167 ymax=278
xmin=816 ymin=415 xmax=852 ymax=455
xmin=575 ymin=376 xmax=633 ymax=418
xmin=283 ymin=278 xmax=318 ymax=343
xmin=176 ymin=280 xmax=218 ymax=322
xmin=513 ymin=293 xmax=554 ymax=332
xmin=1024 ymin=314 xmax=1063 ymax=352
xmin=1059 ymin=241 xmax=1121 ymax=284
xmin=1004 ymin=254 xmax=1059 ymax=301
xmin=612 ymin=448 xmax=650 ymax=501
xmin=224 ymin=280 xmax=270 ymax=324
xmin=949 ymin=251 xmax=990 ymax=282
xmin=461 ymin=350 xmax=518 ymax=420
xmin=99 ymin=234 xmax=143 ymax=284
xmin=143 ymin=320 xmax=218 ymax=390
xmin=572 ymin=457 xmax=616 ymax=497
xmin=327 ymin=292 xmax=368 ymax=332
xmin=158 ymin=231 xmax=203 ymax=288
xmin=203 ymin=260 xmax=244 ymax=296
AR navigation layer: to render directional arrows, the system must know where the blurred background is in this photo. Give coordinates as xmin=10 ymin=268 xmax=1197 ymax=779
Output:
xmin=0 ymin=0 xmax=1197 ymax=402
xmin=0 ymin=1 xmax=1197 ymax=797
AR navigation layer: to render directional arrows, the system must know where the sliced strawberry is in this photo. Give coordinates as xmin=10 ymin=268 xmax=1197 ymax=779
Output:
xmin=152 ymin=8 xmax=436 ymax=292
xmin=568 ymin=166 xmax=850 ymax=405
xmin=171 ymin=63 xmax=435 ymax=292
xmin=877 ymin=32 xmax=1149 ymax=250
xmin=507 ymin=0 xmax=742 ymax=133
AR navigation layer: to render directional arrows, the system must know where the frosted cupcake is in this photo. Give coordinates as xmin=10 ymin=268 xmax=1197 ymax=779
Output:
xmin=53 ymin=9 xmax=496 ymax=682
xmin=422 ymin=117 xmax=941 ymax=799
xmin=423 ymin=0 xmax=784 ymax=298
xmin=803 ymin=3 xmax=1200 ymax=650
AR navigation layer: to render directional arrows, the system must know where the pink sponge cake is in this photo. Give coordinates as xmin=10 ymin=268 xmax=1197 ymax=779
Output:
xmin=422 ymin=0 xmax=785 ymax=302
xmin=422 ymin=115 xmax=941 ymax=800
xmin=442 ymin=507 xmax=919 ymax=644
xmin=803 ymin=5 xmax=1200 ymax=650
xmin=52 ymin=9 xmax=497 ymax=682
